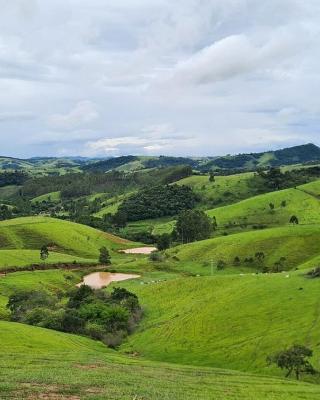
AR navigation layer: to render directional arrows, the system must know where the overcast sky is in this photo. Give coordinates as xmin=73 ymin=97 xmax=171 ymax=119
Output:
xmin=0 ymin=0 xmax=319 ymax=158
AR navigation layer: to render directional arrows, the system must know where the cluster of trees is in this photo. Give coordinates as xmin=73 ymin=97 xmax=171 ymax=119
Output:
xmin=150 ymin=210 xmax=214 ymax=253
xmin=174 ymin=210 xmax=215 ymax=243
xmin=116 ymin=184 xmax=198 ymax=222
xmin=253 ymin=167 xmax=320 ymax=192
xmin=214 ymin=252 xmax=291 ymax=273
xmin=144 ymin=156 xmax=197 ymax=169
xmin=7 ymin=285 xmax=141 ymax=348
xmin=19 ymin=166 xmax=193 ymax=202
xmin=20 ymin=171 xmax=134 ymax=200
xmin=0 ymin=204 xmax=16 ymax=221
xmin=0 ymin=171 xmax=28 ymax=187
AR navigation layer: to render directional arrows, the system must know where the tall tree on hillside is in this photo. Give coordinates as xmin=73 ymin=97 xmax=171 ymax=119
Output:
xmin=267 ymin=345 xmax=316 ymax=380
xmin=209 ymin=171 xmax=215 ymax=182
xmin=40 ymin=245 xmax=49 ymax=261
xmin=99 ymin=246 xmax=111 ymax=265
xmin=289 ymin=215 xmax=299 ymax=225
xmin=156 ymin=233 xmax=171 ymax=251
xmin=175 ymin=210 xmax=213 ymax=243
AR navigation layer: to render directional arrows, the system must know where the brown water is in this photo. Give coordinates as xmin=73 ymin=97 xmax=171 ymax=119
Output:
xmin=77 ymin=272 xmax=140 ymax=289
xmin=120 ymin=247 xmax=157 ymax=254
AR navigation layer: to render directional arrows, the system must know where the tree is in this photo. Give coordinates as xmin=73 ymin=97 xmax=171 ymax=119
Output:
xmin=112 ymin=210 xmax=127 ymax=228
xmin=281 ymin=200 xmax=287 ymax=208
xmin=99 ymin=246 xmax=111 ymax=264
xmin=217 ymin=260 xmax=226 ymax=270
xmin=269 ymin=202 xmax=275 ymax=211
xmin=40 ymin=245 xmax=49 ymax=261
xmin=290 ymin=215 xmax=299 ymax=225
xmin=233 ymin=256 xmax=241 ymax=266
xmin=156 ymin=233 xmax=171 ymax=251
xmin=267 ymin=345 xmax=316 ymax=380
xmin=209 ymin=171 xmax=215 ymax=182
xmin=255 ymin=252 xmax=265 ymax=263
xmin=175 ymin=210 xmax=214 ymax=243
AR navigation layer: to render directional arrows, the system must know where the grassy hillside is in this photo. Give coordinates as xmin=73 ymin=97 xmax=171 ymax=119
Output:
xmin=31 ymin=191 xmax=61 ymax=204
xmin=1 ymin=320 xmax=320 ymax=399
xmin=176 ymin=173 xmax=258 ymax=208
xmin=167 ymin=225 xmax=320 ymax=273
xmin=0 ymin=185 xmax=21 ymax=200
xmin=299 ymin=179 xmax=320 ymax=197
xmin=208 ymin=186 xmax=320 ymax=228
xmin=0 ymin=249 xmax=92 ymax=270
xmin=0 ymin=216 xmax=135 ymax=263
xmin=121 ymin=271 xmax=320 ymax=377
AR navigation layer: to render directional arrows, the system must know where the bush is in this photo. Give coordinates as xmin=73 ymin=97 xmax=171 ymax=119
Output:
xmin=7 ymin=284 xmax=142 ymax=349
xmin=149 ymin=251 xmax=164 ymax=262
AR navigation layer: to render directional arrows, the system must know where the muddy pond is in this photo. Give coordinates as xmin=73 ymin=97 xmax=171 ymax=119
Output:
xmin=120 ymin=247 xmax=157 ymax=254
xmin=77 ymin=272 xmax=140 ymax=289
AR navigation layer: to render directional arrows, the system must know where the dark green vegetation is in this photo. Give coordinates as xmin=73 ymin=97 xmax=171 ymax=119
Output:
xmin=2 ymin=143 xmax=320 ymax=398
xmin=267 ymin=345 xmax=316 ymax=380
xmin=174 ymin=209 xmax=214 ymax=243
xmin=7 ymin=285 xmax=141 ymax=347
xmin=117 ymin=184 xmax=197 ymax=221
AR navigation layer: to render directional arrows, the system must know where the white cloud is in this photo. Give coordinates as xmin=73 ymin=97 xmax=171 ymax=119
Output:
xmin=0 ymin=0 xmax=320 ymax=157
xmin=48 ymin=101 xmax=99 ymax=130
xmin=165 ymin=27 xmax=309 ymax=87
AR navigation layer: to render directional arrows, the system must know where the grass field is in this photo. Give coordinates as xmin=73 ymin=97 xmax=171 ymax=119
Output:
xmin=119 ymin=270 xmax=320 ymax=377
xmin=176 ymin=173 xmax=258 ymax=208
xmin=1 ymin=320 xmax=320 ymax=399
xmin=207 ymin=186 xmax=320 ymax=228
xmin=0 ymin=217 xmax=135 ymax=259
xmin=299 ymin=179 xmax=320 ymax=197
xmin=0 ymin=249 xmax=93 ymax=271
xmin=167 ymin=225 xmax=320 ymax=273
xmin=31 ymin=191 xmax=61 ymax=204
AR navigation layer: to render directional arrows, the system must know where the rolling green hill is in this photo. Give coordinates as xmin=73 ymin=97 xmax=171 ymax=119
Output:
xmin=176 ymin=173 xmax=258 ymax=208
xmin=1 ymin=320 xmax=320 ymax=399
xmin=0 ymin=217 xmax=135 ymax=268
xmin=0 ymin=249 xmax=92 ymax=270
xmin=31 ymin=191 xmax=61 ymax=204
xmin=120 ymin=270 xmax=320 ymax=377
xmin=167 ymin=225 xmax=320 ymax=273
xmin=208 ymin=185 xmax=320 ymax=228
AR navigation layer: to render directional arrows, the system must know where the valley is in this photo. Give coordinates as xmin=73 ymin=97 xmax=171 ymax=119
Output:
xmin=1 ymin=144 xmax=320 ymax=398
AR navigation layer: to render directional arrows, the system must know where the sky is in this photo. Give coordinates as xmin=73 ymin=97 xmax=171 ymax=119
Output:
xmin=0 ymin=0 xmax=320 ymax=158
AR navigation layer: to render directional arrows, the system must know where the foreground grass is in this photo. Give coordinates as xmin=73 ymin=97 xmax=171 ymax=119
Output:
xmin=1 ymin=321 xmax=320 ymax=399
xmin=120 ymin=271 xmax=320 ymax=377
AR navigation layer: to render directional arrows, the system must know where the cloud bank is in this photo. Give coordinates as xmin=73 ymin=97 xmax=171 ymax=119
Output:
xmin=0 ymin=0 xmax=319 ymax=157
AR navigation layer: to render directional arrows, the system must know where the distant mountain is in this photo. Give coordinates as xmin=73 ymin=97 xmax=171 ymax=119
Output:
xmin=0 ymin=143 xmax=319 ymax=175
xmin=81 ymin=155 xmax=138 ymax=172
xmin=199 ymin=143 xmax=320 ymax=172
